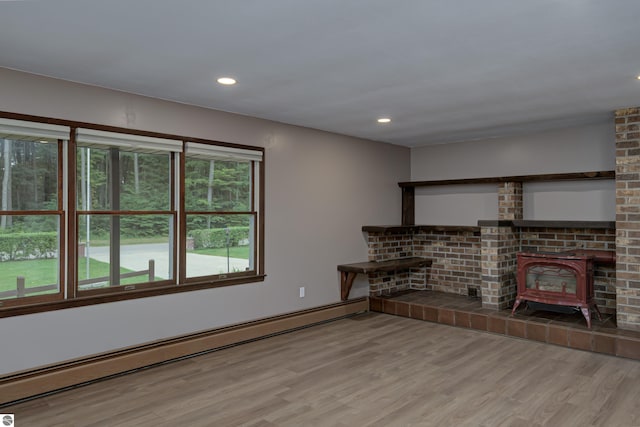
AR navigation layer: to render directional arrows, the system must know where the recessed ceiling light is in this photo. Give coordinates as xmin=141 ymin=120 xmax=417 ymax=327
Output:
xmin=217 ymin=77 xmax=237 ymax=85
xmin=377 ymin=117 xmax=391 ymax=123
xmin=636 ymin=75 xmax=640 ymax=80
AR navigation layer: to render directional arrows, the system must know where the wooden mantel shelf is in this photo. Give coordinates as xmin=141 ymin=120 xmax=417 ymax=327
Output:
xmin=398 ymin=170 xmax=615 ymax=188
xmin=512 ymin=220 xmax=615 ymax=230
xmin=362 ymin=222 xmax=615 ymax=232
xmin=478 ymin=220 xmax=615 ymax=229
xmin=362 ymin=225 xmax=480 ymax=234
xmin=337 ymin=257 xmax=432 ymax=301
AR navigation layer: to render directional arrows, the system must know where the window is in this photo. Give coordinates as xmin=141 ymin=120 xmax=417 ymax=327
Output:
xmin=0 ymin=118 xmax=67 ymax=307
xmin=0 ymin=115 xmax=264 ymax=314
xmin=75 ymin=129 xmax=181 ymax=295
xmin=183 ymin=142 xmax=262 ymax=281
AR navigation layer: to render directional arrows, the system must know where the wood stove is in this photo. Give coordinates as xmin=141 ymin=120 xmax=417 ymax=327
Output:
xmin=511 ymin=251 xmax=603 ymax=328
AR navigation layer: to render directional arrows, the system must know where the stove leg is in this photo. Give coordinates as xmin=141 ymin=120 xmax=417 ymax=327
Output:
xmin=593 ymin=303 xmax=603 ymax=322
xmin=511 ymin=298 xmax=523 ymax=316
xmin=580 ymin=307 xmax=592 ymax=329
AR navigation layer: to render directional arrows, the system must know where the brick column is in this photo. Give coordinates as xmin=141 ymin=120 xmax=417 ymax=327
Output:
xmin=498 ymin=182 xmax=523 ymax=220
xmin=615 ymin=107 xmax=640 ymax=331
xmin=480 ymin=182 xmax=522 ymax=310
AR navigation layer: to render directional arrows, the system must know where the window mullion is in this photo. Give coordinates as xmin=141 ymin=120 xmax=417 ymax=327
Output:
xmin=68 ymin=128 xmax=78 ymax=299
xmin=109 ymin=148 xmax=121 ymax=287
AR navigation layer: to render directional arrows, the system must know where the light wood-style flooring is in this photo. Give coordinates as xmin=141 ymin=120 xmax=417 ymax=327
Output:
xmin=4 ymin=312 xmax=640 ymax=426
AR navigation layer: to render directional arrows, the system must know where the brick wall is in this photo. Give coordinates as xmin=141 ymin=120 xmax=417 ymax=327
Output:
xmin=365 ymin=230 xmax=424 ymax=296
xmin=367 ymin=232 xmax=413 ymax=262
xmin=520 ymin=227 xmax=617 ymax=314
xmin=364 ymin=228 xmax=481 ymax=296
xmin=413 ymin=229 xmax=482 ymax=295
xmin=615 ymin=107 xmax=640 ymax=330
xmin=367 ymin=270 xmax=411 ymax=296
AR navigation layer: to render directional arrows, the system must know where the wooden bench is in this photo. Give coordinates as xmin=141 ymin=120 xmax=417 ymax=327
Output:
xmin=337 ymin=257 xmax=432 ymax=300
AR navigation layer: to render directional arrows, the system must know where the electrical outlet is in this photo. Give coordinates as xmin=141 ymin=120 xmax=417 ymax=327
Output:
xmin=299 ymin=287 xmax=305 ymax=298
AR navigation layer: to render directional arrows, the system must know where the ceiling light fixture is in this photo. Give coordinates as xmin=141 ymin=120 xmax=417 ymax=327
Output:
xmin=377 ymin=117 xmax=391 ymax=123
xmin=217 ymin=77 xmax=237 ymax=85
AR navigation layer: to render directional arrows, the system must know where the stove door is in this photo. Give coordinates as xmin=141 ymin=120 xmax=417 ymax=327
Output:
xmin=525 ymin=264 xmax=577 ymax=295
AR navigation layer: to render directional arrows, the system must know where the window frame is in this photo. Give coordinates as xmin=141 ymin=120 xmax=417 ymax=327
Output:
xmin=0 ymin=112 xmax=265 ymax=318
xmin=0 ymin=135 xmax=66 ymax=309
xmin=72 ymin=141 xmax=178 ymax=297
xmin=181 ymin=141 xmax=260 ymax=284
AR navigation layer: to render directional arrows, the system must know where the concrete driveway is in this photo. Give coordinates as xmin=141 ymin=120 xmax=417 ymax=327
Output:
xmin=83 ymin=243 xmax=249 ymax=279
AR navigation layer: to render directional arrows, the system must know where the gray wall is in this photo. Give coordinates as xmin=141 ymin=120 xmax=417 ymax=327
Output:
xmin=411 ymin=123 xmax=616 ymax=224
xmin=0 ymin=68 xmax=410 ymax=375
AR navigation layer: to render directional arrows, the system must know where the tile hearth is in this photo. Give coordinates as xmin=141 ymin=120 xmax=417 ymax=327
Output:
xmin=369 ymin=290 xmax=640 ymax=361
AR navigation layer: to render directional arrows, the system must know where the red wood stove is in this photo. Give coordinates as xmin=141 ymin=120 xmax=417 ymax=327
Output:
xmin=511 ymin=250 xmax=612 ymax=328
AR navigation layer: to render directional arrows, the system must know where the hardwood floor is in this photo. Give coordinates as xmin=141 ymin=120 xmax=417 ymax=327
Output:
xmin=4 ymin=312 xmax=640 ymax=426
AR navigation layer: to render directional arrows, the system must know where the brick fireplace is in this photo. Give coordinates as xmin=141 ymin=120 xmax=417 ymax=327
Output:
xmin=363 ymin=222 xmax=615 ymax=312
xmin=359 ymin=106 xmax=640 ymax=332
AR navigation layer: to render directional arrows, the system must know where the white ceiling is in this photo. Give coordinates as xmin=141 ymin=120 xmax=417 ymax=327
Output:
xmin=1 ymin=0 xmax=639 ymax=147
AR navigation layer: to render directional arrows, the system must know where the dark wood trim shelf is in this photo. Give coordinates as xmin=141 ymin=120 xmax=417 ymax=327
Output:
xmin=362 ymin=225 xmax=480 ymax=234
xmin=477 ymin=220 xmax=615 ymax=229
xmin=512 ymin=220 xmax=615 ymax=229
xmin=361 ymin=225 xmax=415 ymax=234
xmin=398 ymin=170 xmax=615 ymax=188
xmin=477 ymin=220 xmax=516 ymax=227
